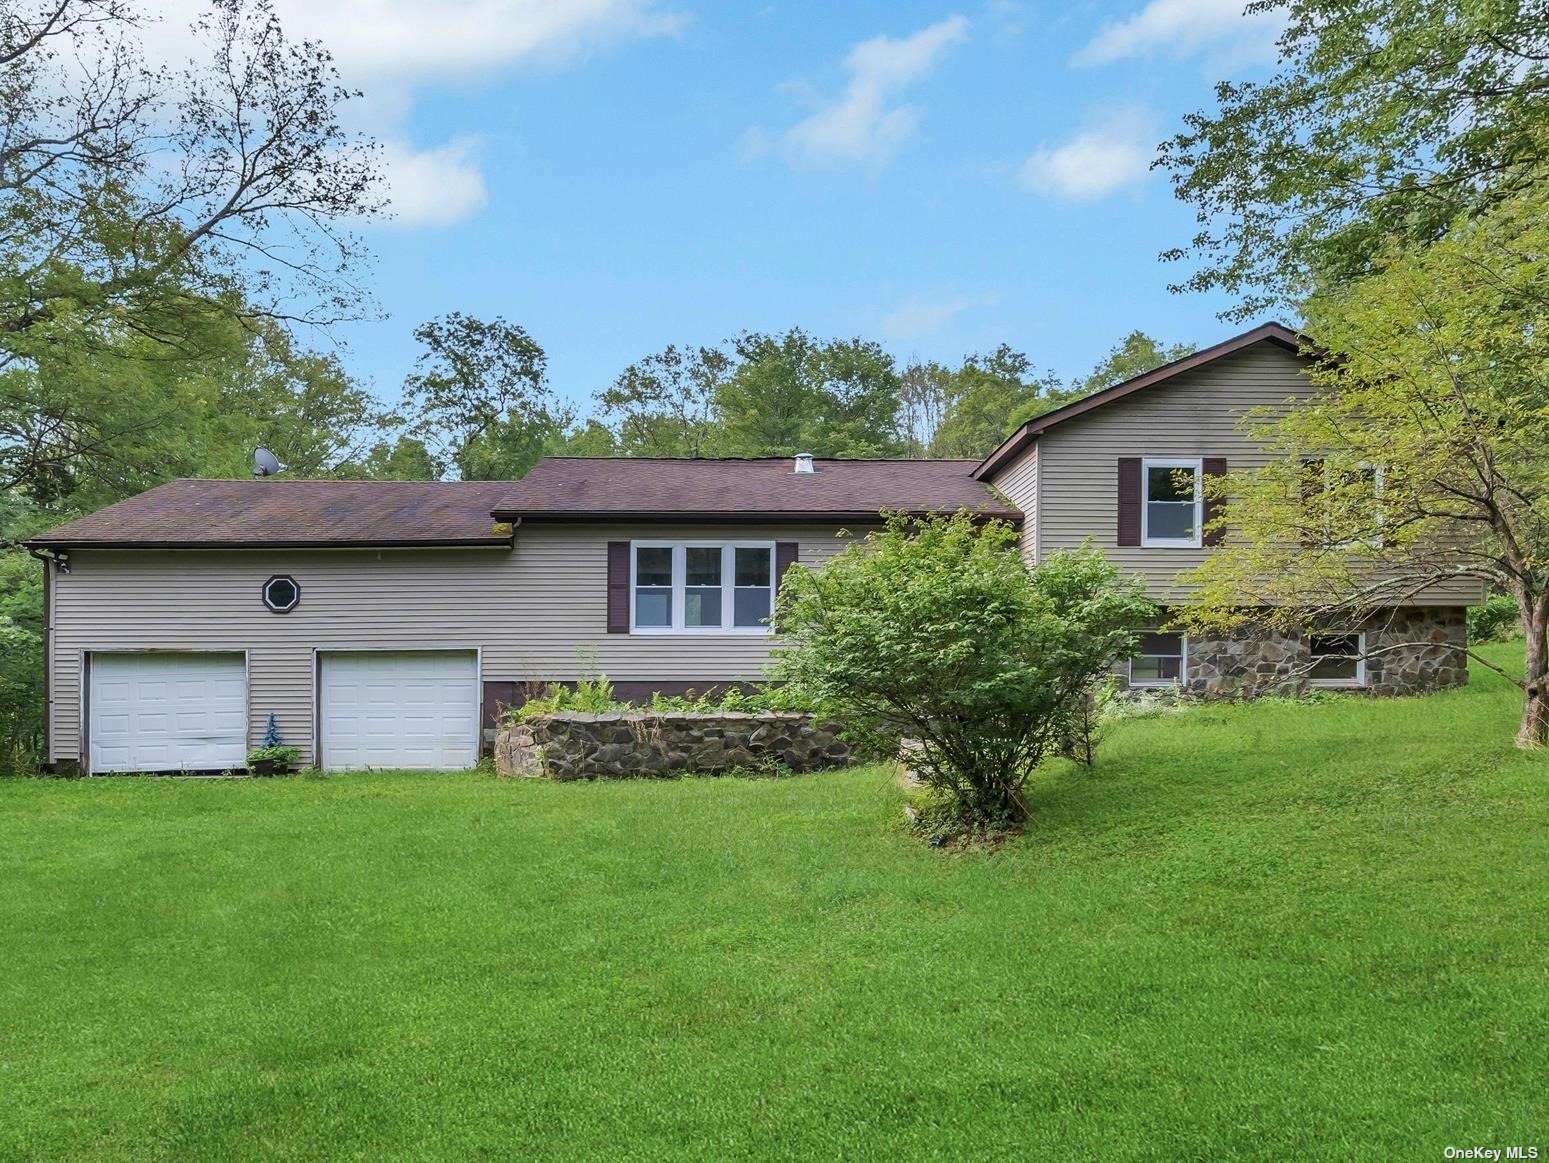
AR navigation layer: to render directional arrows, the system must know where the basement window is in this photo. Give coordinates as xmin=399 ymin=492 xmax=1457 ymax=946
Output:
xmin=1307 ymin=632 xmax=1366 ymax=687
xmin=1129 ymin=632 xmax=1186 ymax=687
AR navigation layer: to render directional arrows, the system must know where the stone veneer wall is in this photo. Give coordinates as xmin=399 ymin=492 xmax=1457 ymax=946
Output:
xmin=1149 ymin=605 xmax=1469 ymax=699
xmin=494 ymin=711 xmax=852 ymax=780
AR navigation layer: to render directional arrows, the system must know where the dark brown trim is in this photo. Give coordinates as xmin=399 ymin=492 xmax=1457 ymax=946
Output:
xmin=1202 ymin=457 xmax=1228 ymax=547
xmin=22 ymin=537 xmax=514 ymax=551
xmin=1117 ymin=458 xmax=1142 ymax=547
xmin=775 ymin=541 xmax=799 ymax=596
xmin=491 ymin=509 xmax=1021 ymax=526
xmin=973 ymin=322 xmax=1309 ymax=482
xmin=606 ymin=542 xmax=630 ymax=634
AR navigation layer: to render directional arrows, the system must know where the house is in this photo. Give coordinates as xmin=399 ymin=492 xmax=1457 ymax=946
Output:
xmin=25 ymin=322 xmax=1476 ymax=774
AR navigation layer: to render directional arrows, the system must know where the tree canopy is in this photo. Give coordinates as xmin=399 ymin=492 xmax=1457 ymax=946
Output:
xmin=1159 ymin=0 xmax=1549 ymax=316
xmin=1180 ymin=178 xmax=1549 ymax=746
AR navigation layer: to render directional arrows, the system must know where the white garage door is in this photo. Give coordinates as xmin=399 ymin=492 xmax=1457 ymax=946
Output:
xmin=319 ymin=651 xmax=479 ymax=772
xmin=89 ymin=652 xmax=248 ymax=773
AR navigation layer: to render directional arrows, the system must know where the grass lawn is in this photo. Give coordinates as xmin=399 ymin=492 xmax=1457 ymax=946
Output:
xmin=3 ymin=644 xmax=1547 ymax=1160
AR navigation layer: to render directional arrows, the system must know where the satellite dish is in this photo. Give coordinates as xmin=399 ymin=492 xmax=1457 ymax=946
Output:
xmin=253 ymin=447 xmax=283 ymax=477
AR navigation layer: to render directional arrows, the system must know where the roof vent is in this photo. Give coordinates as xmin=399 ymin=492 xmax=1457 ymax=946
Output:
xmin=793 ymin=452 xmax=815 ymax=474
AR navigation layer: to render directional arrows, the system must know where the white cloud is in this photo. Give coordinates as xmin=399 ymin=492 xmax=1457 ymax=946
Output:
xmin=141 ymin=1 xmax=682 ymax=229
xmin=781 ymin=16 xmax=969 ymax=167
xmin=881 ymin=295 xmax=977 ymax=340
xmin=1020 ymin=111 xmax=1155 ymax=199
xmin=1073 ymin=0 xmax=1283 ymax=66
xmin=378 ymin=139 xmax=488 ymax=228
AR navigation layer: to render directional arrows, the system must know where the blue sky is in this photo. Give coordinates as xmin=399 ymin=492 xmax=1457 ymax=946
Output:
xmin=240 ymin=0 xmax=1286 ymax=416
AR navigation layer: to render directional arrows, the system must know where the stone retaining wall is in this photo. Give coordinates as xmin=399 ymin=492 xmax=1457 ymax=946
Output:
xmin=494 ymin=711 xmax=852 ymax=780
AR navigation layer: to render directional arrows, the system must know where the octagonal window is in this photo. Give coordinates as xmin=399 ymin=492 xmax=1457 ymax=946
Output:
xmin=262 ymin=575 xmax=300 ymax=613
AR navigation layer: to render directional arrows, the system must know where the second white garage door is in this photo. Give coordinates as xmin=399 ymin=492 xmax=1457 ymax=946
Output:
xmin=319 ymin=651 xmax=479 ymax=772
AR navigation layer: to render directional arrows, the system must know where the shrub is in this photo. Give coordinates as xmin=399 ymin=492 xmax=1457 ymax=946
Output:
xmin=771 ymin=512 xmax=1152 ymax=837
xmin=246 ymin=745 xmax=299 ymax=774
xmin=1469 ymin=593 xmax=1520 ymax=643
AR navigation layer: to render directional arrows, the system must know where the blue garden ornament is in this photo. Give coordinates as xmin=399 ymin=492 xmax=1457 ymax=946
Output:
xmin=262 ymin=712 xmax=282 ymax=749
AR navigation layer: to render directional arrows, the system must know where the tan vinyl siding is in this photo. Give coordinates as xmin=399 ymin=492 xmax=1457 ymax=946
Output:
xmin=989 ymin=441 xmax=1037 ymax=558
xmin=1002 ymin=343 xmax=1482 ymax=606
xmin=49 ymin=522 xmax=859 ymax=764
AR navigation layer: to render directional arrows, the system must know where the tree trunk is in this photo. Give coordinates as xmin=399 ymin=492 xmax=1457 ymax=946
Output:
xmin=1518 ymin=603 xmax=1549 ymax=749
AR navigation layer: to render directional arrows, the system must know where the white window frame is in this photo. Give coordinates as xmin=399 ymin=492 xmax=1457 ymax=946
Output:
xmin=1322 ymin=460 xmax=1386 ymax=548
xmin=1307 ymin=630 xmax=1367 ymax=688
xmin=629 ymin=541 xmax=777 ymax=636
xmin=1129 ymin=631 xmax=1188 ymax=689
xmin=1141 ymin=457 xmax=1204 ymax=548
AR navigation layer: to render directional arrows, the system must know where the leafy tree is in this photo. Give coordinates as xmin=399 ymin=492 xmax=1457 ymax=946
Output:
xmin=1178 ymin=182 xmax=1549 ymax=747
xmin=897 ymin=360 xmax=954 ymax=456
xmin=547 ymin=419 xmax=618 ymax=458
xmin=402 ymin=313 xmax=563 ymax=480
xmin=1071 ymin=331 xmax=1195 ymax=396
xmin=599 ymin=344 xmax=730 ymax=457
xmin=772 ymin=513 xmax=1150 ymax=836
xmin=0 ymin=0 xmax=381 ymax=353
xmin=1158 ymin=0 xmax=1549 ymax=316
xmin=202 ymin=320 xmax=391 ymax=478
xmin=337 ymin=436 xmax=444 ymax=481
xmin=717 ymin=329 xmax=906 ymax=458
xmin=930 ymin=344 xmax=1064 ymax=457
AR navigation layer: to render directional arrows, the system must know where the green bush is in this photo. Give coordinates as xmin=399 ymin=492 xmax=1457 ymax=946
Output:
xmin=771 ymin=512 xmax=1152 ymax=837
xmin=511 ymin=678 xmax=812 ymax=721
xmin=1468 ymin=594 xmax=1520 ymax=643
xmin=246 ymin=745 xmax=300 ymax=774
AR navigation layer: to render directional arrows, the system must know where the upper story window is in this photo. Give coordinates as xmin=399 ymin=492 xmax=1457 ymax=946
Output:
xmin=1306 ymin=458 xmax=1385 ymax=547
xmin=631 ymin=542 xmax=774 ymax=634
xmin=1142 ymin=458 xmax=1202 ymax=548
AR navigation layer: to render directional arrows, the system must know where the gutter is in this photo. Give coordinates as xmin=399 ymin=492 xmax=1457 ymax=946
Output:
xmin=489 ymin=508 xmax=1024 ymax=528
xmin=19 ymin=537 xmax=515 ymax=551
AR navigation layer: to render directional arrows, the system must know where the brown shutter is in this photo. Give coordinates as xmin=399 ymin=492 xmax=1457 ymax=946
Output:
xmin=606 ymin=541 xmax=630 ymax=633
xmin=1202 ymin=457 xmax=1228 ymax=547
xmin=1116 ymin=458 xmax=1142 ymax=546
xmin=775 ymin=542 xmax=800 ymax=593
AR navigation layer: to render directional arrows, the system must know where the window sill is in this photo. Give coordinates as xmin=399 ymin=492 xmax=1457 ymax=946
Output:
xmin=629 ymin=628 xmax=775 ymax=637
xmin=1139 ymin=540 xmax=1203 ymax=549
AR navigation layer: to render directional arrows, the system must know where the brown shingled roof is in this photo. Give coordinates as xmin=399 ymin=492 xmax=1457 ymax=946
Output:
xmin=491 ymin=457 xmax=1021 ymax=522
xmin=26 ymin=479 xmax=519 ymax=548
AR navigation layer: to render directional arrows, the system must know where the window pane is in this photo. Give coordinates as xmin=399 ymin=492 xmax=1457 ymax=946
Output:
xmin=635 ymin=588 xmax=671 ymax=627
xmin=636 ymin=546 xmax=671 ymax=587
xmin=1130 ymin=656 xmax=1181 ymax=683
xmin=1147 ymin=465 xmax=1196 ymax=503
xmin=1137 ymin=631 xmax=1183 ymax=656
xmin=734 ymin=587 xmax=772 ymax=627
xmin=1147 ymin=501 xmax=1196 ymax=540
xmin=686 ymin=546 xmax=722 ymax=587
xmin=1308 ymin=634 xmax=1360 ymax=681
xmin=685 ymin=587 xmax=722 ymax=627
xmin=735 ymin=546 xmax=770 ymax=587
xmin=1131 ymin=631 xmax=1183 ymax=684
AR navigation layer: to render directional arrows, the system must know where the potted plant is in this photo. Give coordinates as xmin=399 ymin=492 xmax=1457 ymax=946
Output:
xmin=246 ymin=745 xmax=299 ymax=776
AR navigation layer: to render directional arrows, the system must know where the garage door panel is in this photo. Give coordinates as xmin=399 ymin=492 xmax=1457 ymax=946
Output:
xmin=89 ymin=653 xmax=248 ymax=773
xmin=320 ymin=651 xmax=478 ymax=772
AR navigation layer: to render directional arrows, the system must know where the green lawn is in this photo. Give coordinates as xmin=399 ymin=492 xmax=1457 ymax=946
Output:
xmin=3 ymin=645 xmax=1547 ymax=1160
